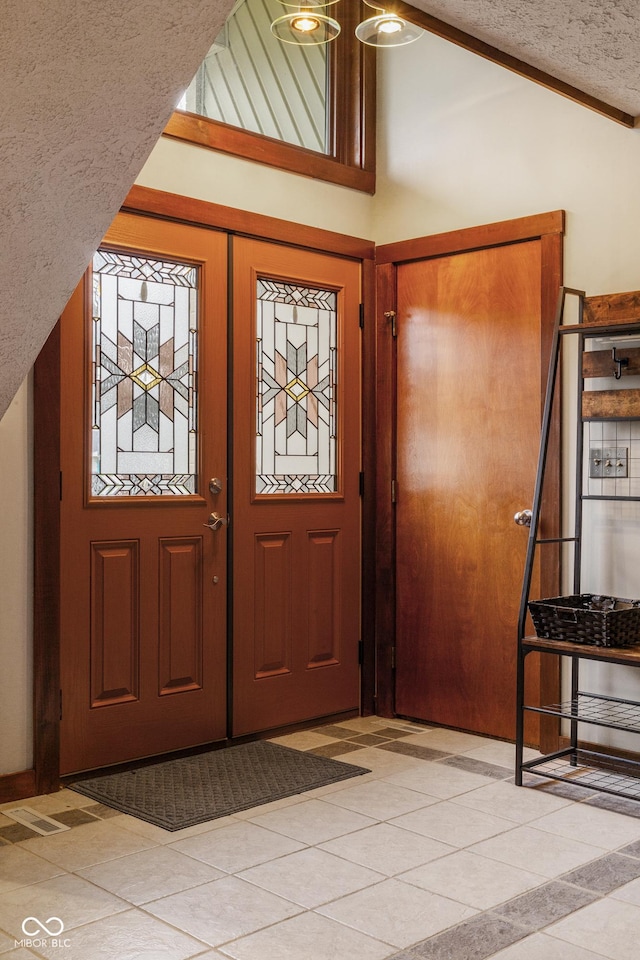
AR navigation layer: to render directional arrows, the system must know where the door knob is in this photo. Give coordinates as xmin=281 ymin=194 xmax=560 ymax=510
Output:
xmin=513 ymin=509 xmax=532 ymax=527
xmin=203 ymin=512 xmax=228 ymax=531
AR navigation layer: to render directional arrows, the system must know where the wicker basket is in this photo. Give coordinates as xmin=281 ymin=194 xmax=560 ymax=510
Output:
xmin=528 ymin=594 xmax=640 ymax=647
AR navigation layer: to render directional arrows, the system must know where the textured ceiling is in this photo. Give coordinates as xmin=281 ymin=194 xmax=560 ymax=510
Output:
xmin=0 ymin=0 xmax=233 ymax=419
xmin=408 ymin=0 xmax=640 ymax=116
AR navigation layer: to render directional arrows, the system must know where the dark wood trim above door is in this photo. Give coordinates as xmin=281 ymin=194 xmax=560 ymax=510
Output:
xmin=29 ymin=188 xmax=375 ymax=798
xmin=123 ymin=186 xmax=375 ymax=262
xmin=375 ymin=211 xmax=564 ymax=752
xmin=163 ymin=116 xmax=375 ymax=196
xmin=376 ymin=211 xmax=565 ymax=265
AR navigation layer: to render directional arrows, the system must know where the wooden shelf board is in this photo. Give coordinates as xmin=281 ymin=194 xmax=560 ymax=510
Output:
xmin=582 ymin=389 xmax=640 ymax=420
xmin=583 ymin=347 xmax=640 ymax=379
xmin=523 ymin=636 xmax=640 ymax=666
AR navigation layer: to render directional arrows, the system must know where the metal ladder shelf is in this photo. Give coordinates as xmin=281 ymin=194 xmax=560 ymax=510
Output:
xmin=515 ymin=286 xmax=640 ymax=798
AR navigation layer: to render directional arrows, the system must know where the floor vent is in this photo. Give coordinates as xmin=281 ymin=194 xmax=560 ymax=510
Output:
xmin=3 ymin=806 xmax=70 ymax=835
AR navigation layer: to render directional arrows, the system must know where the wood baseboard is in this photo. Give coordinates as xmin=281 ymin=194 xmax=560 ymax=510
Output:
xmin=0 ymin=768 xmax=37 ymax=804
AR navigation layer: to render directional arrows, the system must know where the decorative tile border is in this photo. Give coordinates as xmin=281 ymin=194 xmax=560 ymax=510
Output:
xmin=4 ymin=714 xmax=640 ymax=960
xmin=387 ymin=839 xmax=640 ymax=960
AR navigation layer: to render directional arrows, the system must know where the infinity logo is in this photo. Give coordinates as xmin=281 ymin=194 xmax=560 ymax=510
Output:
xmin=21 ymin=917 xmax=65 ymax=937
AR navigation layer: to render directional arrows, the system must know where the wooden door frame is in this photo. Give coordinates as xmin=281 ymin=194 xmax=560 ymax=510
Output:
xmin=29 ymin=185 xmax=376 ymax=797
xmin=374 ymin=211 xmax=564 ymax=753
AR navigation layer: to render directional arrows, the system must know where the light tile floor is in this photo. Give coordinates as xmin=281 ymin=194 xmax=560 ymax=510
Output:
xmin=3 ymin=716 xmax=640 ymax=958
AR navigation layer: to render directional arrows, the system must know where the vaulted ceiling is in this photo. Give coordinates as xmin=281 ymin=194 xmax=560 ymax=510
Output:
xmin=1 ymin=0 xmax=638 ymax=419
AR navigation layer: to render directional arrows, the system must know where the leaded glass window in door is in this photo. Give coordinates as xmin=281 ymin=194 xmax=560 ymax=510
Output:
xmin=256 ymin=277 xmax=337 ymax=494
xmin=90 ymin=249 xmax=199 ymax=497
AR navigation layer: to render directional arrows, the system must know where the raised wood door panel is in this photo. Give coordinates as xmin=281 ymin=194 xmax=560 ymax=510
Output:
xmin=59 ymin=215 xmax=228 ymax=774
xmin=394 ymin=240 xmax=544 ymax=740
xmin=231 ymin=238 xmax=361 ymax=736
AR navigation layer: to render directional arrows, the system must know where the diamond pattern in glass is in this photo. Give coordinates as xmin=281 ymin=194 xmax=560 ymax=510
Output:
xmin=256 ymin=277 xmax=337 ymax=495
xmin=90 ymin=249 xmax=199 ymax=497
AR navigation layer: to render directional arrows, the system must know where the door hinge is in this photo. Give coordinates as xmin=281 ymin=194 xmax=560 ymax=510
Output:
xmin=391 ymin=646 xmax=396 ymax=669
xmin=384 ymin=310 xmax=397 ymax=338
xmin=358 ymin=639 xmax=364 ymax=665
xmin=59 ymin=689 xmax=63 ymax=721
xmin=359 ymin=303 xmax=365 ymax=329
xmin=391 ymin=478 xmax=398 ymax=504
xmin=359 ymin=471 xmax=364 ymax=497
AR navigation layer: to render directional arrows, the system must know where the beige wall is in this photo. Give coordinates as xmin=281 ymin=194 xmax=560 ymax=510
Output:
xmin=0 ymin=378 xmax=33 ymax=774
xmin=6 ymin=34 xmax=640 ymax=773
xmin=137 ymin=136 xmax=374 ymax=239
xmin=375 ymin=33 xmax=640 ymax=294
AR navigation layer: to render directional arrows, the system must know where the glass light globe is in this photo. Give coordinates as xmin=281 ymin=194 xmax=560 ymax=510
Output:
xmin=355 ymin=12 xmax=422 ymax=46
xmin=271 ymin=10 xmax=341 ymax=43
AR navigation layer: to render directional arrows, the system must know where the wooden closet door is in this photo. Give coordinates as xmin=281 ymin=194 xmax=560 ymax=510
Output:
xmin=394 ymin=240 xmax=544 ymax=739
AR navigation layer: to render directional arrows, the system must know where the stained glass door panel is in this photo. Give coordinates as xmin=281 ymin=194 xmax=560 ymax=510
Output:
xmin=59 ymin=214 xmax=228 ymax=774
xmin=256 ymin=278 xmax=337 ymax=494
xmin=233 ymin=237 xmax=361 ymax=737
xmin=91 ymin=249 xmax=199 ymax=497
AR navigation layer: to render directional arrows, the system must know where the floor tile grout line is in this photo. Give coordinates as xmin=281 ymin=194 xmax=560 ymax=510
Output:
xmin=5 ymin=733 xmax=640 ymax=959
xmin=0 ymin=892 xmax=134 ymax=948
xmin=42 ymin=900 xmax=215 ymax=956
xmin=381 ymin=846 xmax=640 ymax=960
xmin=0 ymin=741 xmax=608 ymax=843
xmin=133 ymin=895 xmax=307 ymax=953
xmin=0 ymin=828 xmax=548 ymax=945
xmin=138 ymin=887 xmax=401 ymax=955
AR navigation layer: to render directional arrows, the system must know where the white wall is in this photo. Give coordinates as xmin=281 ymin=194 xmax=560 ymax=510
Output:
xmin=0 ymin=377 xmax=33 ymax=774
xmin=375 ymin=34 xmax=640 ymax=749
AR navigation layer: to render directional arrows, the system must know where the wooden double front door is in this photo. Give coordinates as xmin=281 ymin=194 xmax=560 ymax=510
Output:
xmin=59 ymin=213 xmax=361 ymax=774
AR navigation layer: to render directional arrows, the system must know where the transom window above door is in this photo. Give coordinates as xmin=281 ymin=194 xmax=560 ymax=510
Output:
xmin=164 ymin=0 xmax=376 ymax=192
xmin=180 ymin=0 xmax=329 ymax=155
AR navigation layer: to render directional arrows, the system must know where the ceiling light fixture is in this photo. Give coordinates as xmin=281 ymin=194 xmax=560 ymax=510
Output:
xmin=291 ymin=13 xmax=321 ymax=30
xmin=271 ymin=7 xmax=341 ymax=44
xmin=355 ymin=11 xmax=422 ymax=46
xmin=270 ymin=0 xmax=422 ymax=47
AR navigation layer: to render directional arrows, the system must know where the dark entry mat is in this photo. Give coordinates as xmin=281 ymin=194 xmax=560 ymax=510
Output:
xmin=69 ymin=740 xmax=369 ymax=831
